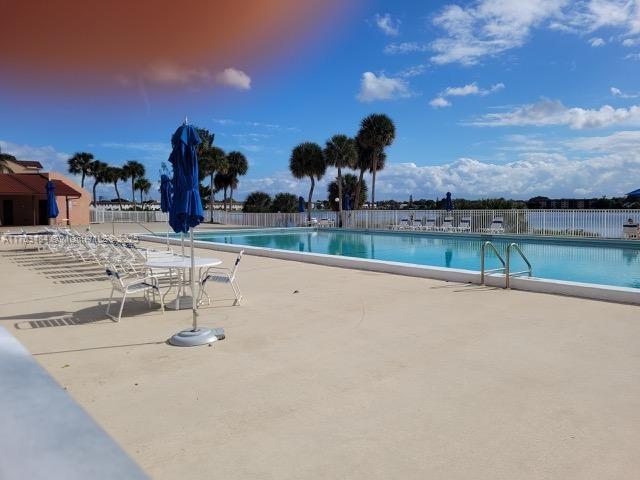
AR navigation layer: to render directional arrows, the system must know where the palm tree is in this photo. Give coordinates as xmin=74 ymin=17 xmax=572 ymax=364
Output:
xmin=67 ymin=152 xmax=94 ymax=188
xmin=356 ymin=114 xmax=396 ymax=208
xmin=226 ymin=151 xmax=248 ymax=211
xmin=134 ymin=177 xmax=152 ymax=207
xmin=104 ymin=166 xmax=126 ymax=210
xmin=327 ymin=173 xmax=367 ymax=211
xmin=122 ymin=160 xmax=145 ymax=211
xmin=271 ymin=193 xmax=298 ymax=213
xmin=200 ymin=146 xmax=228 ymax=221
xmin=243 ymin=191 xmax=272 ymax=213
xmin=87 ymin=160 xmax=108 ymax=206
xmin=214 ymin=172 xmax=231 ymax=210
xmin=324 ymin=134 xmax=357 ymax=222
xmin=289 ymin=142 xmax=326 ymax=222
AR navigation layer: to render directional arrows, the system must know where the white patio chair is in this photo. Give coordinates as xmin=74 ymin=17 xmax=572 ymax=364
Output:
xmin=105 ymin=264 xmax=164 ymax=322
xmin=456 ymin=217 xmax=471 ymax=232
xmin=623 ymin=219 xmax=639 ymax=239
xmin=198 ymin=251 xmax=244 ymax=306
xmin=438 ymin=216 xmax=454 ymax=232
xmin=422 ymin=218 xmax=437 ymax=231
xmin=482 ymin=216 xmax=505 ymax=234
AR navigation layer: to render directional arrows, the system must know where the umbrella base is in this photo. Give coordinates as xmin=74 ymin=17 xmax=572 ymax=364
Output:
xmin=168 ymin=327 xmax=225 ymax=347
xmin=166 ymin=295 xmax=194 ymax=310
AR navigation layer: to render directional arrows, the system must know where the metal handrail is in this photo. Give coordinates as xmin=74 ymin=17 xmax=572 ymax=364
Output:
xmin=480 ymin=241 xmax=506 ymax=285
xmin=505 ymin=243 xmax=532 ymax=289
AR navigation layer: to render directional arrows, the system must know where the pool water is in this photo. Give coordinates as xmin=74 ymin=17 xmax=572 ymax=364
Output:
xmin=190 ymin=228 xmax=640 ymax=289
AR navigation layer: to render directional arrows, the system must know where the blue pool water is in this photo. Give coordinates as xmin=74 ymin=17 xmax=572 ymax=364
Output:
xmin=188 ymin=228 xmax=640 ymax=289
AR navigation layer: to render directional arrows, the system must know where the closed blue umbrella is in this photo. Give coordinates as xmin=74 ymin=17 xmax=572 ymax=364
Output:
xmin=160 ymin=174 xmax=173 ymax=249
xmin=343 ymin=193 xmax=351 ymax=211
xmin=160 ymin=174 xmax=172 ymax=213
xmin=445 ymin=192 xmax=454 ymax=211
xmin=298 ymin=196 xmax=305 ymax=213
xmin=167 ymin=121 xmax=221 ymax=347
xmin=46 ymin=181 xmax=59 ymax=219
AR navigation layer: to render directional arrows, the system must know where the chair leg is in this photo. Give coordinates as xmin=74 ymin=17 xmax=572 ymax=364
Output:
xmin=116 ymin=292 xmax=127 ymax=322
xmin=231 ymin=280 xmax=242 ymax=305
xmin=105 ymin=287 xmax=115 ymax=319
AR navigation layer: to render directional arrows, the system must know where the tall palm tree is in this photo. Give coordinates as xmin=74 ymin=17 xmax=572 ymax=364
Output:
xmin=87 ymin=160 xmax=108 ymax=206
xmin=200 ymin=146 xmax=228 ymax=221
xmin=214 ymin=172 xmax=231 ymax=210
xmin=104 ymin=166 xmax=126 ymax=210
xmin=289 ymin=142 xmax=326 ymax=222
xmin=356 ymin=114 xmax=396 ymax=209
xmin=327 ymin=173 xmax=367 ymax=211
xmin=134 ymin=177 xmax=152 ymax=207
xmin=67 ymin=152 xmax=94 ymax=188
xmin=122 ymin=160 xmax=145 ymax=211
xmin=324 ymin=134 xmax=357 ymax=220
xmin=226 ymin=151 xmax=248 ymax=211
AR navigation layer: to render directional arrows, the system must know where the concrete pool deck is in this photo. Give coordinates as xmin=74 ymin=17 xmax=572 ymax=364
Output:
xmin=1 ymin=223 xmax=639 ymax=479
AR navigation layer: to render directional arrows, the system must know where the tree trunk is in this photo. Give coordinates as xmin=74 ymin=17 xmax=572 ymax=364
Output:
xmin=209 ymin=172 xmax=215 ymax=222
xmin=354 ymin=169 xmax=365 ymax=209
xmin=307 ymin=176 xmax=315 ymax=222
xmin=337 ymin=166 xmax=343 ymax=227
xmin=223 ymin=187 xmax=228 ymax=212
xmin=229 ymin=187 xmax=234 ymax=212
xmin=114 ymin=182 xmax=122 ymax=210
xmin=81 ymin=172 xmax=86 ymax=188
xmin=371 ymin=150 xmax=378 ymax=209
xmin=139 ymin=189 xmax=143 ymax=209
xmin=131 ymin=178 xmax=136 ymax=211
xmin=92 ymin=180 xmax=98 ymax=207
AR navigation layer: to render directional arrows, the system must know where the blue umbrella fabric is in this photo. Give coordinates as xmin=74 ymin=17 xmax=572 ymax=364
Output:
xmin=298 ymin=196 xmax=305 ymax=213
xmin=160 ymin=174 xmax=173 ymax=213
xmin=445 ymin=192 xmax=454 ymax=211
xmin=168 ymin=124 xmax=203 ymax=234
xmin=343 ymin=193 xmax=351 ymax=211
xmin=46 ymin=180 xmax=59 ymax=219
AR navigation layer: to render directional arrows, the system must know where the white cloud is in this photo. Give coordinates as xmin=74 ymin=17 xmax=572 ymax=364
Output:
xmin=470 ymin=98 xmax=640 ymax=129
xmin=372 ymin=153 xmax=640 ymax=199
xmin=384 ymin=42 xmax=429 ymax=54
xmin=622 ymin=37 xmax=640 ymax=46
xmin=563 ymin=130 xmax=640 ymax=153
xmin=374 ymin=13 xmax=400 ymax=36
xmin=0 ymin=140 xmax=69 ymax=173
xmin=215 ymin=67 xmax=251 ymax=90
xmin=428 ymin=0 xmax=640 ymax=65
xmin=610 ymin=86 xmax=639 ymax=98
xmin=430 ymin=82 xmax=504 ymax=107
xmin=625 ymin=52 xmax=640 ymax=59
xmin=429 ymin=97 xmax=451 ymax=108
xmin=357 ymin=72 xmax=413 ymax=102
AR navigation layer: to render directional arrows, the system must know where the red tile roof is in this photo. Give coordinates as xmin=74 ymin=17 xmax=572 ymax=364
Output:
xmin=0 ymin=174 xmax=82 ymax=197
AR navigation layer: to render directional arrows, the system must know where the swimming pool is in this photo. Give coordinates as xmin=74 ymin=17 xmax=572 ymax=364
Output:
xmin=185 ymin=228 xmax=640 ymax=290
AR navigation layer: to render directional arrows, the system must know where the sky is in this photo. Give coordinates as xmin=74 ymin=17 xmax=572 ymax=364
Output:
xmin=2 ymin=0 xmax=640 ymax=202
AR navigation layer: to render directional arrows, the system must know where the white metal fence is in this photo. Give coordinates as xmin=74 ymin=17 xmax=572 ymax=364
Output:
xmin=91 ymin=208 xmax=640 ymax=239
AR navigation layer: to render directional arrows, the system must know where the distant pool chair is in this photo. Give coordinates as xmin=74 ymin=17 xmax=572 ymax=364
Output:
xmin=105 ymin=264 xmax=164 ymax=322
xmin=456 ymin=217 xmax=471 ymax=232
xmin=438 ymin=216 xmax=454 ymax=232
xmin=198 ymin=250 xmax=244 ymax=306
xmin=422 ymin=218 xmax=437 ymax=231
xmin=482 ymin=216 xmax=505 ymax=234
xmin=623 ymin=219 xmax=639 ymax=239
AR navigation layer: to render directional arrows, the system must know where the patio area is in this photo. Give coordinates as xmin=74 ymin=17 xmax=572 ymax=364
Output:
xmin=1 ymin=225 xmax=639 ymax=479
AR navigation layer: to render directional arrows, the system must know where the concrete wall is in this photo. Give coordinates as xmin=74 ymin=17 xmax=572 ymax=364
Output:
xmin=49 ymin=172 xmax=91 ymax=226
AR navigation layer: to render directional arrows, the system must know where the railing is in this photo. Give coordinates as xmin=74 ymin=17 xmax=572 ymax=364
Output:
xmin=480 ymin=241 xmax=506 ymax=285
xmin=90 ymin=208 xmax=640 ymax=239
xmin=505 ymin=243 xmax=532 ymax=289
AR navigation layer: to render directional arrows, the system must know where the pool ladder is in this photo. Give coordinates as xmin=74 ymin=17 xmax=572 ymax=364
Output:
xmin=480 ymin=241 xmax=532 ymax=289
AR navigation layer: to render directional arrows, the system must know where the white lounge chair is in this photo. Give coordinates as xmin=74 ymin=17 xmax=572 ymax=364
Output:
xmin=198 ymin=251 xmax=244 ymax=306
xmin=623 ymin=219 xmax=639 ymax=239
xmin=482 ymin=216 xmax=505 ymax=234
xmin=422 ymin=218 xmax=437 ymax=231
xmin=105 ymin=264 xmax=164 ymax=322
xmin=455 ymin=217 xmax=471 ymax=232
xmin=438 ymin=216 xmax=454 ymax=232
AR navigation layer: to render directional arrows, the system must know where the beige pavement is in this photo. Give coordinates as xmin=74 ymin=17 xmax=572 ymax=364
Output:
xmin=1 ymin=226 xmax=639 ymax=479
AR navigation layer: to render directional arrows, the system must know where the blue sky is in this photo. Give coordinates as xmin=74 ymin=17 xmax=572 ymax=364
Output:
xmin=3 ymin=0 xmax=640 ymax=201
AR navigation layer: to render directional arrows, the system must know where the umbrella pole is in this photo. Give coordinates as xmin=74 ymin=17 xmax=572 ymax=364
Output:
xmin=191 ymin=229 xmax=197 ymax=331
